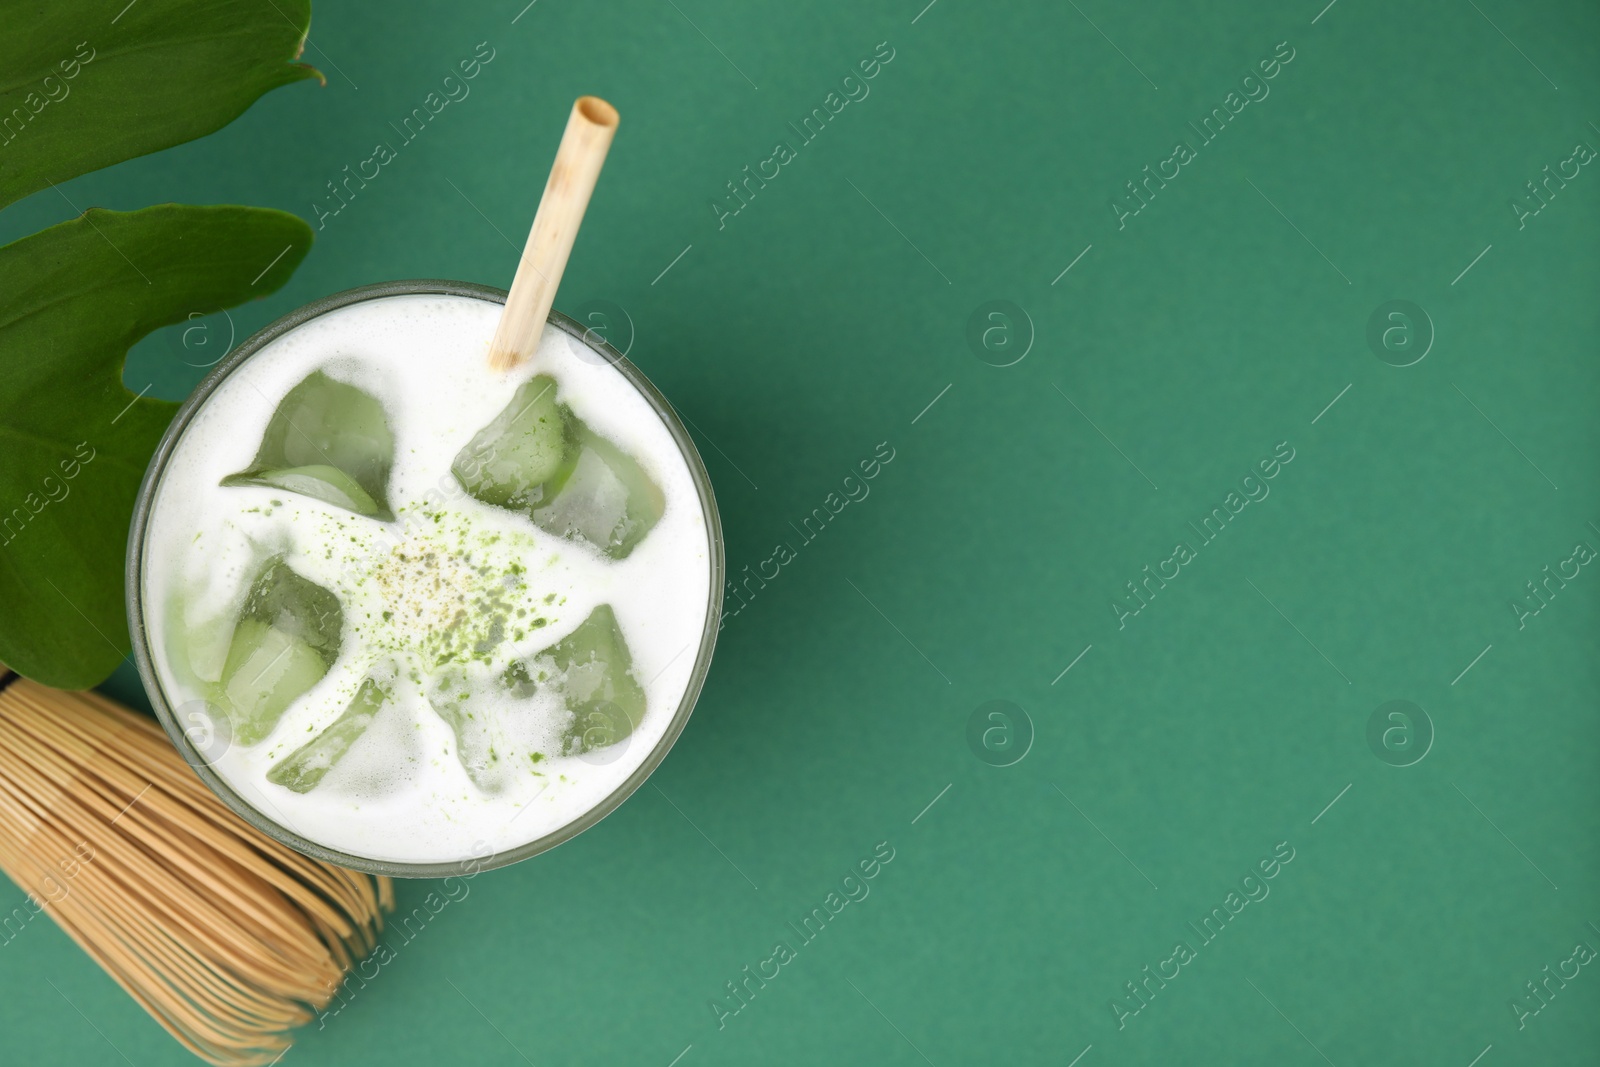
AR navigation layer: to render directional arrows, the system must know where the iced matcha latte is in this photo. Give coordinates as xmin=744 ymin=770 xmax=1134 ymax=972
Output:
xmin=130 ymin=283 xmax=720 ymax=873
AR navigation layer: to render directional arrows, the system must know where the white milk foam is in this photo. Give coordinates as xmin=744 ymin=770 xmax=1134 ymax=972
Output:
xmin=141 ymin=294 xmax=712 ymax=864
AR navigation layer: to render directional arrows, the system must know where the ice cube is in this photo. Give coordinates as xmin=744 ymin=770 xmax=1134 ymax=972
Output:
xmin=512 ymin=604 xmax=646 ymax=756
xmin=427 ymin=669 xmax=509 ymax=793
xmin=173 ymin=524 xmax=258 ymax=684
xmin=183 ymin=600 xmax=238 ymax=685
xmin=452 ymin=376 xmax=664 ymax=559
xmin=216 ymin=558 xmax=343 ymax=745
xmin=219 ymin=621 xmax=328 ymax=745
xmin=452 ymin=376 xmax=570 ymax=509
xmin=266 ymin=678 xmax=387 ymax=793
xmin=238 ymin=464 xmax=379 ymax=515
xmin=222 ymin=370 xmax=395 ymax=518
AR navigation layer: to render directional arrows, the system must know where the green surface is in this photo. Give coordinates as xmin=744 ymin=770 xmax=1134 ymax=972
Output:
xmin=3 ymin=0 xmax=1598 ymax=1063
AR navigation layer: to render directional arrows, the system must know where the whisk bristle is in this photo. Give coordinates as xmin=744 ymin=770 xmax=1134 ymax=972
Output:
xmin=0 ymin=671 xmax=392 ymax=1066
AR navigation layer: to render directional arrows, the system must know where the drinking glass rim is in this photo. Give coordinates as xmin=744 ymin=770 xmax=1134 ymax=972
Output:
xmin=125 ymin=279 xmax=725 ymax=878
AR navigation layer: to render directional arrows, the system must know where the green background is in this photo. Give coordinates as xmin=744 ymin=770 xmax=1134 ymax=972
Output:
xmin=3 ymin=0 xmax=1598 ymax=1063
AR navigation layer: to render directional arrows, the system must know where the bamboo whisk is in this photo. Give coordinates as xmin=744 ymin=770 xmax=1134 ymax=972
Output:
xmin=0 ymin=670 xmax=393 ymax=1066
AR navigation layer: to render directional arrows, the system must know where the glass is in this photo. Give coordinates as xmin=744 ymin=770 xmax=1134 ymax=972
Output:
xmin=126 ymin=280 xmax=724 ymax=878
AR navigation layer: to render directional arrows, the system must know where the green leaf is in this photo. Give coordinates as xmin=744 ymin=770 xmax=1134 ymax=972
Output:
xmin=0 ymin=204 xmax=312 ymax=688
xmin=0 ymin=0 xmax=321 ymax=210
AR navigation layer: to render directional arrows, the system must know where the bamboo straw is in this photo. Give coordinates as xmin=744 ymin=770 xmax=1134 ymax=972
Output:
xmin=0 ymin=670 xmax=393 ymax=1067
xmin=487 ymin=95 xmax=620 ymax=372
